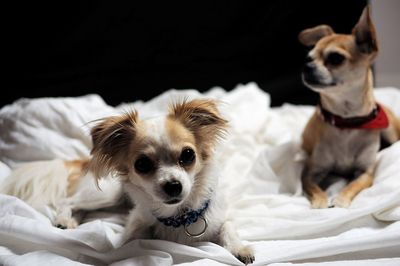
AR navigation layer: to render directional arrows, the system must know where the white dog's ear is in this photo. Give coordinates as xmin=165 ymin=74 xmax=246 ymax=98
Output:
xmin=298 ymin=25 xmax=334 ymax=46
xmin=169 ymin=99 xmax=228 ymax=159
xmin=352 ymin=6 xmax=378 ymax=54
xmin=89 ymin=111 xmax=138 ymax=179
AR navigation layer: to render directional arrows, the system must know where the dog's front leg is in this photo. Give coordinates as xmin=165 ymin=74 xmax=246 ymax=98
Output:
xmin=302 ymin=166 xmax=328 ymax=209
xmin=121 ymin=208 xmax=154 ymax=245
xmin=54 ymin=176 xmax=123 ymax=229
xmin=333 ymin=169 xmax=373 ymax=208
xmin=218 ymin=221 xmax=254 ymax=265
xmin=302 ymin=177 xmax=328 ymax=208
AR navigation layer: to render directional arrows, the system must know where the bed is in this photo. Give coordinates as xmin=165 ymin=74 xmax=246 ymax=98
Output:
xmin=0 ymin=83 xmax=399 ymax=265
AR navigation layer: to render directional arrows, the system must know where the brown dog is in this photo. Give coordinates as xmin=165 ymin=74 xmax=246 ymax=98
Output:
xmin=298 ymin=7 xmax=400 ymax=208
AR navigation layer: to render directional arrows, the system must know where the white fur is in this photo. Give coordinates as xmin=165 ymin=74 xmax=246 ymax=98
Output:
xmin=54 ymin=171 xmax=123 ymax=228
xmin=1 ymin=160 xmax=122 ymax=228
xmin=0 ymin=160 xmax=69 ymax=212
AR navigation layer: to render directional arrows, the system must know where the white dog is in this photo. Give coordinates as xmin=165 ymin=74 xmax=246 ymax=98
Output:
xmin=1 ymin=99 xmax=255 ymax=264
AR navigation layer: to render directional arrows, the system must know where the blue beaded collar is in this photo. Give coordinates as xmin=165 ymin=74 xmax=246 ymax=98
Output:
xmin=157 ymin=199 xmax=210 ymax=228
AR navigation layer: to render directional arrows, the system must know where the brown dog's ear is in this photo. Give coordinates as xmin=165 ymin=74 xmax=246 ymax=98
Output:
xmin=298 ymin=25 xmax=334 ymax=46
xmin=89 ymin=111 xmax=138 ymax=179
xmin=169 ymin=99 xmax=228 ymax=159
xmin=352 ymin=6 xmax=378 ymax=54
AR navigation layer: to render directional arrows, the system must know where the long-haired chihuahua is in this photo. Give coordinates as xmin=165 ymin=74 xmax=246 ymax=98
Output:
xmin=1 ymin=99 xmax=255 ymax=264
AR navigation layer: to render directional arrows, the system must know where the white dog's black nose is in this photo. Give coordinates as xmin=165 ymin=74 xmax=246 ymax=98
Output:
xmin=163 ymin=181 xmax=182 ymax=197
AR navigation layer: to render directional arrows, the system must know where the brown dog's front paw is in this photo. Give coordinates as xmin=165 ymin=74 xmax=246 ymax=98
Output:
xmin=333 ymin=196 xmax=351 ymax=208
xmin=235 ymin=246 xmax=255 ymax=265
xmin=311 ymin=196 xmax=328 ymax=209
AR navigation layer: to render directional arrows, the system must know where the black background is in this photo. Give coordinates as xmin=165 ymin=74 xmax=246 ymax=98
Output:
xmin=3 ymin=0 xmax=367 ymax=108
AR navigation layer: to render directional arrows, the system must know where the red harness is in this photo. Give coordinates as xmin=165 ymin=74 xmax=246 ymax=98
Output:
xmin=318 ymin=103 xmax=389 ymax=130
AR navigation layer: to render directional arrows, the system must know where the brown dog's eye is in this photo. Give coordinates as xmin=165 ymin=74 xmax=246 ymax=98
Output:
xmin=325 ymin=52 xmax=345 ymax=66
xmin=179 ymin=148 xmax=195 ymax=166
xmin=135 ymin=155 xmax=154 ymax=174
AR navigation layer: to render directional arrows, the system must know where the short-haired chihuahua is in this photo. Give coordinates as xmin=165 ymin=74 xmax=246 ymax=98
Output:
xmin=298 ymin=7 xmax=400 ymax=208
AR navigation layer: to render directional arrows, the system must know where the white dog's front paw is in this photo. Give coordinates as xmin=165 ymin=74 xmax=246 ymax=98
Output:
xmin=55 ymin=216 xmax=78 ymax=229
xmin=235 ymin=245 xmax=255 ymax=265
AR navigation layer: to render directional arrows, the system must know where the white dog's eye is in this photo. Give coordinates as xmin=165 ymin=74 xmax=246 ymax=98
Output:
xmin=135 ymin=155 xmax=155 ymax=174
xmin=179 ymin=148 xmax=195 ymax=167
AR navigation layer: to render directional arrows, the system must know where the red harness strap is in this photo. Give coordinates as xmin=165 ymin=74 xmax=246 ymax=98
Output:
xmin=319 ymin=103 xmax=389 ymax=130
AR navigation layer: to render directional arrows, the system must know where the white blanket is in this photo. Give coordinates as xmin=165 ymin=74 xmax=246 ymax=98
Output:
xmin=0 ymin=83 xmax=399 ymax=266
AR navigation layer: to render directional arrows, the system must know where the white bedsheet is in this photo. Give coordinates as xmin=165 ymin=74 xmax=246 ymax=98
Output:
xmin=0 ymin=83 xmax=399 ymax=266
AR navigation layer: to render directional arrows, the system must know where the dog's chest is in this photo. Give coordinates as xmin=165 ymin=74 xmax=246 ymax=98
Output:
xmin=151 ymin=199 xmax=225 ymax=245
xmin=152 ymin=219 xmax=218 ymax=244
xmin=313 ymin=126 xmax=380 ymax=173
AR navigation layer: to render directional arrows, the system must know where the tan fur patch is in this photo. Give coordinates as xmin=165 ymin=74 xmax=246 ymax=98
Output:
xmin=301 ymin=110 xmax=326 ymax=155
xmin=64 ymin=159 xmax=89 ymax=196
xmin=165 ymin=117 xmax=198 ymax=171
xmin=168 ymin=99 xmax=228 ymax=160
xmin=165 ymin=117 xmax=197 ymax=145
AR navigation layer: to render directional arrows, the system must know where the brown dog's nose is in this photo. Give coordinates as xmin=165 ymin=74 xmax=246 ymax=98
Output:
xmin=303 ymin=62 xmax=316 ymax=74
xmin=163 ymin=181 xmax=182 ymax=197
xmin=305 ymin=55 xmax=313 ymax=63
